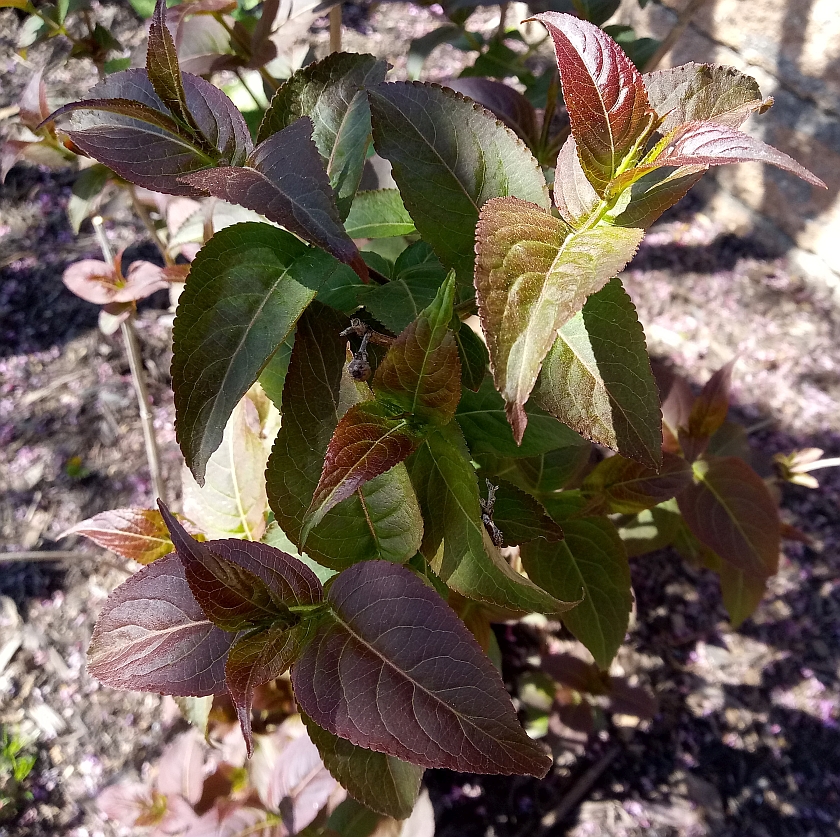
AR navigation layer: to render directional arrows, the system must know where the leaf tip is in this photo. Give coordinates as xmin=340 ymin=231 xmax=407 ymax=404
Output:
xmin=505 ymin=401 xmax=528 ymax=446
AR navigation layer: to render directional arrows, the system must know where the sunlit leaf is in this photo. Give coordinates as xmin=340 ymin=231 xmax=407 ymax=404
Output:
xmin=475 ymin=197 xmax=643 ymax=443
xmin=533 ymin=12 xmax=656 ymax=194
xmin=521 ymin=516 xmax=631 ymax=669
xmin=63 ymin=256 xmax=169 ymax=305
xmin=534 ymin=278 xmax=661 ymax=468
xmin=553 ymin=135 xmax=599 ymax=228
xmin=610 ymin=165 xmax=705 ymax=229
xmin=291 ymin=560 xmax=552 ymax=776
xmin=345 ymin=189 xmax=416 ymax=239
xmin=368 ymin=81 xmax=549 ymax=289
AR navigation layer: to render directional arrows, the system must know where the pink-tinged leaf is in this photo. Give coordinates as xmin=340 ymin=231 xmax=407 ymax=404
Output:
xmin=87 ymin=552 xmax=234 ymax=696
xmin=304 ymin=402 xmax=418 ymax=536
xmin=475 ymin=196 xmax=643 ymax=443
xmin=532 ymin=12 xmax=656 ymax=194
xmin=677 ymin=456 xmax=780 ymax=581
xmin=180 ymin=118 xmax=365 ymax=279
xmin=187 ymin=805 xmax=285 ymax=837
xmin=661 ymin=375 xmax=694 ymax=456
xmin=226 ymin=622 xmax=314 ymax=755
xmin=18 ymin=69 xmax=49 ymax=130
xmin=159 ymin=501 xmax=321 ymax=631
xmin=63 ymin=257 xmax=169 ymax=305
xmin=373 ymin=272 xmax=461 ymax=424
xmin=97 ymin=782 xmax=157 ymax=827
xmin=648 ymin=122 xmax=825 ymax=188
xmin=644 ymin=62 xmax=766 ymax=134
xmin=291 ymin=560 xmax=552 ymax=777
xmin=61 ymin=507 xmax=199 ymax=565
xmin=265 ymin=732 xmax=338 ymax=832
xmin=157 ymin=729 xmax=205 ymax=804
xmin=582 ymin=453 xmax=693 ymax=515
xmin=554 ymin=135 xmax=599 ymax=228
xmin=718 ymin=560 xmax=767 ymax=628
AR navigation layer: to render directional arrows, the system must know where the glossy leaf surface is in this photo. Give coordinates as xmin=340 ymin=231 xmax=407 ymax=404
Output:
xmin=677 ymin=456 xmax=780 ymax=580
xmin=368 ymin=81 xmax=549 ymax=288
xmin=533 ymin=12 xmax=655 ymax=194
xmin=303 ymin=714 xmax=423 ymax=820
xmin=266 ymin=305 xmax=423 ymax=569
xmin=475 ymin=197 xmax=643 ymax=443
xmin=258 ymin=52 xmax=388 ymax=217
xmin=554 ymin=135 xmax=599 ymax=228
xmin=291 ymin=560 xmax=552 ymax=776
xmin=521 ymin=516 xmax=631 ymax=669
xmin=534 ymin=278 xmax=661 ymax=468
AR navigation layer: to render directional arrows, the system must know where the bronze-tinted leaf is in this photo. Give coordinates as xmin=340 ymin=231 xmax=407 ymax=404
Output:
xmin=476 ymin=197 xmax=643 ymax=444
xmin=677 ymin=456 xmax=780 ymax=581
xmin=610 ymin=165 xmax=705 ymax=230
xmin=684 ymin=359 xmax=735 ymax=448
xmin=291 ymin=560 xmax=552 ymax=776
xmin=554 ymin=135 xmax=599 ymax=228
xmin=532 ymin=12 xmax=656 ymax=194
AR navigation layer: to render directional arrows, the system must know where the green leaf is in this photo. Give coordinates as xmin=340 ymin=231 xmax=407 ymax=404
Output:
xmin=258 ymin=53 xmax=388 ymax=218
xmin=521 ymin=516 xmax=631 ymax=669
xmin=460 ymin=40 xmax=531 ymax=82
xmin=476 ymin=199 xmax=644 ymax=443
xmin=262 ymin=521 xmax=337 ymax=585
xmin=373 ymin=273 xmax=461 ymax=425
xmin=344 ymin=189 xmax=416 ymax=239
xmin=173 ymin=222 xmax=345 ymax=483
xmin=718 ymin=560 xmax=766 ymax=628
xmin=266 ymin=305 xmax=423 ymax=570
xmin=677 ymin=456 xmax=780 ymax=581
xmin=67 ymin=165 xmax=111 ymax=234
xmin=477 ymin=447 xmax=591 ymax=498
xmin=258 ymin=332 xmax=295 ymax=412
xmin=304 ymin=403 xmax=419 ymax=536
xmin=368 ymin=81 xmax=549 ymax=290
xmin=572 ymin=0 xmax=621 ymax=26
xmin=583 ymin=452 xmax=692 ymax=514
xmin=534 ymin=278 xmax=661 ymax=469
xmin=457 ymin=376 xmax=586 ymax=458
xmin=534 ymin=12 xmax=655 ymax=194
xmin=181 ymin=387 xmax=275 ymax=541
xmin=617 ymin=501 xmax=682 ymax=557
xmin=302 ymin=713 xmax=423 ymax=820
xmin=406 ymin=24 xmax=462 ymax=80
xmin=610 ymin=165 xmax=705 ymax=229
xmin=407 ymin=422 xmax=575 ymax=614
xmin=358 ymin=241 xmax=447 ymax=334
xmin=454 ymin=319 xmax=489 ymax=392
xmin=644 ymin=62 xmax=766 ymax=134
xmin=491 ymin=482 xmax=564 ymax=546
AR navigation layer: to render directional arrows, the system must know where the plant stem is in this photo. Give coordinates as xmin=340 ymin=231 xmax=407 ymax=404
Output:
xmin=329 ymin=4 xmax=342 ymax=53
xmin=92 ymin=216 xmax=166 ymax=504
xmin=129 ymin=187 xmax=174 ymax=267
xmin=495 ymin=2 xmax=508 ymax=40
xmin=643 ymin=0 xmax=712 ymax=72
xmin=234 ymin=67 xmax=264 ymax=112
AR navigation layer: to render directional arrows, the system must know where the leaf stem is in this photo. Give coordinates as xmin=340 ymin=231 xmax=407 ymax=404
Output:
xmin=128 ymin=186 xmax=174 ymax=267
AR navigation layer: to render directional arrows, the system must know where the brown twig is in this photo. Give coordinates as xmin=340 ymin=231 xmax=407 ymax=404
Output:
xmin=128 ymin=186 xmax=174 ymax=267
xmin=643 ymin=0 xmax=712 ymax=73
xmin=0 ymin=551 xmax=95 ymax=563
xmin=329 ymin=4 xmax=342 ymax=53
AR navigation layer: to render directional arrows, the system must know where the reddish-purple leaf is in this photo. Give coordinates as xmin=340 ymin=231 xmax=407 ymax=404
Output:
xmin=649 ymin=122 xmax=825 ymax=188
xmin=681 ymin=359 xmax=735 ymax=460
xmin=61 ymin=507 xmax=199 ymax=565
xmin=532 ymin=12 xmax=656 ymax=194
xmin=181 ymin=118 xmax=366 ymax=279
xmin=677 ymin=456 xmax=780 ymax=581
xmin=226 ymin=622 xmax=314 ymax=754
xmin=88 ymin=552 xmax=234 ymax=696
xmin=373 ymin=272 xmax=461 ymax=425
xmin=304 ymin=402 xmax=418 ymax=536
xmin=291 ymin=560 xmax=552 ymax=777
xmin=661 ymin=375 xmax=694 ymax=456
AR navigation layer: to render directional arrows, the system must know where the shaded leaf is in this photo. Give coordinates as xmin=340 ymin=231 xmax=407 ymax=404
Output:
xmin=475 ymin=198 xmax=643 ymax=443
xmin=644 ymin=62 xmax=766 ymax=134
xmin=373 ymin=273 xmax=461 ymax=425
xmin=291 ymin=560 xmax=552 ymax=776
xmin=172 ymin=222 xmax=344 ymax=483
xmin=491 ymin=482 xmax=564 ymax=545
xmin=583 ymin=452 xmax=692 ymax=514
xmin=682 ymin=359 xmax=735 ymax=460
xmin=181 ymin=388 xmax=274 ymax=541
xmin=61 ymin=507 xmax=196 ymax=565
xmin=258 ymin=53 xmax=388 ymax=218
xmin=454 ymin=319 xmax=489 ymax=392
xmin=457 ymin=375 xmax=586 ymax=458
xmin=718 ymin=560 xmax=766 ymax=628
xmin=408 ymin=422 xmax=575 ymax=614
xmin=533 ymin=12 xmax=655 ymax=194
xmin=258 ymin=332 xmax=295 ymax=413
xmin=88 ymin=552 xmax=234 ymax=695
xmin=266 ymin=305 xmax=423 ymax=569
xmin=303 ymin=713 xmax=423 ymax=820
xmin=677 ymin=456 xmax=780 ymax=580
xmin=646 ymin=121 xmax=825 ymax=188
xmin=478 ymin=446 xmax=591 ymax=498
xmin=181 ymin=119 xmax=366 ymax=276
xmin=521 ymin=516 xmax=631 ymax=668
xmin=345 ymin=189 xmax=416 ymax=239
xmin=305 ymin=403 xmax=419 ymax=534
xmin=368 ymin=81 xmax=549 ymax=289
xmin=68 ymin=164 xmax=111 ymax=233
xmin=534 ymin=278 xmax=661 ymax=468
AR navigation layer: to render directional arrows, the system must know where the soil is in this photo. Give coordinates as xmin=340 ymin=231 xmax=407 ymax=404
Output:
xmin=1 ymin=4 xmax=839 ymax=837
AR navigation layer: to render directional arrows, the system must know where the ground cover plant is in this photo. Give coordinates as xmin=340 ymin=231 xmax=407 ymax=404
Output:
xmin=10 ymin=0 xmax=830 ymax=830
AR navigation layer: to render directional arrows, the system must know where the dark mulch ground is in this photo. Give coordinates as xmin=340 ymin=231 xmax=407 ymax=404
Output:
xmin=1 ymin=4 xmax=839 ymax=836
